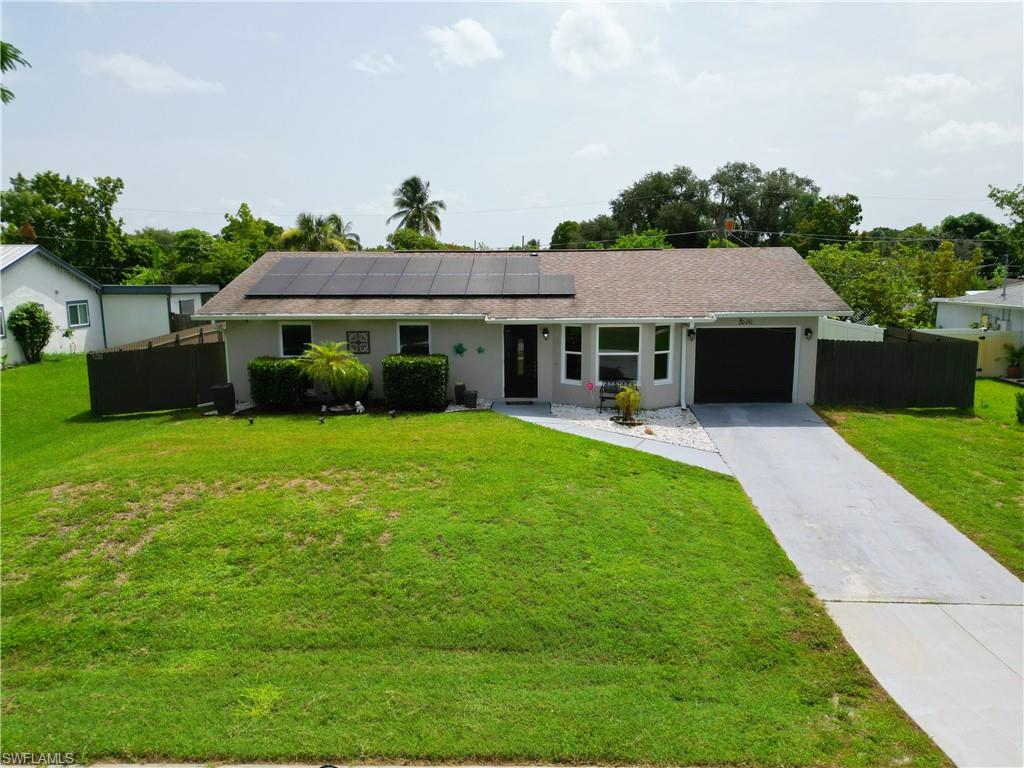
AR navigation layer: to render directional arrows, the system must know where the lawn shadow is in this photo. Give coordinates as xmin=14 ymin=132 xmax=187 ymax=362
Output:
xmin=65 ymin=407 xmax=208 ymax=425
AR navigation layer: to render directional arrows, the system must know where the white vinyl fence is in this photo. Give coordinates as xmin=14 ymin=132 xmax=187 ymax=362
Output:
xmin=818 ymin=318 xmax=885 ymax=342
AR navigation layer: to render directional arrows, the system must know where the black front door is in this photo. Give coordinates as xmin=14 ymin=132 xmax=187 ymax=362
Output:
xmin=503 ymin=325 xmax=538 ymax=398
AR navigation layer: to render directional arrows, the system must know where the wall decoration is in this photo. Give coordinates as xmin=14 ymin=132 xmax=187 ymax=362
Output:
xmin=453 ymin=342 xmax=467 ymax=356
xmin=346 ymin=330 xmax=370 ymax=354
xmin=476 ymin=345 xmax=486 ymax=354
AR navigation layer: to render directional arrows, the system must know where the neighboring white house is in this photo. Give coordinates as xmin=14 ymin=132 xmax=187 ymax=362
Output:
xmin=927 ymin=280 xmax=1024 ymax=376
xmin=196 ymin=247 xmax=851 ymax=406
xmin=1 ymin=244 xmax=218 ymax=364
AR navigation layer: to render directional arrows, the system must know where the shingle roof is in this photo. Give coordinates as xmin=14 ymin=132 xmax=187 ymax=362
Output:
xmin=196 ymin=247 xmax=851 ymax=320
xmin=932 ymin=280 xmax=1023 ymax=309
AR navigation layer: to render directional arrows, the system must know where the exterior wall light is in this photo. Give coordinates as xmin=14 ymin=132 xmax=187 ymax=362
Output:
xmin=804 ymin=327 xmax=813 ymax=340
xmin=687 ymin=328 xmax=696 ymax=341
xmin=542 ymin=327 xmax=550 ymax=340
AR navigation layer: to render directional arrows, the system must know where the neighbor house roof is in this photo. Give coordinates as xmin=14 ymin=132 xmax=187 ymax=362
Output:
xmin=931 ymin=280 xmax=1024 ymax=310
xmin=0 ymin=244 xmax=102 ymax=290
xmin=196 ymin=247 xmax=850 ymax=321
xmin=101 ymin=284 xmax=220 ymax=295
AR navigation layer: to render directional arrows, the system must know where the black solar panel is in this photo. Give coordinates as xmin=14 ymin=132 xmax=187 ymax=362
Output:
xmin=430 ymin=274 xmax=470 ymax=295
xmin=357 ymin=274 xmax=401 ymax=295
xmin=246 ymin=255 xmax=574 ymax=298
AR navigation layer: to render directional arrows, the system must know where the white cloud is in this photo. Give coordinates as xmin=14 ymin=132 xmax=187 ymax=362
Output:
xmin=352 ymin=52 xmax=402 ymax=76
xmin=873 ymin=167 xmax=898 ymax=179
xmin=80 ymin=52 xmax=223 ymax=94
xmin=857 ymin=72 xmax=976 ymax=121
xmin=524 ymin=191 xmax=550 ymax=207
xmin=423 ymin=19 xmax=503 ymax=69
xmin=918 ymin=120 xmax=1022 ymax=152
xmin=653 ymin=64 xmax=724 ymax=92
xmin=575 ymin=141 xmax=609 ymax=159
xmin=550 ymin=4 xmax=633 ymax=80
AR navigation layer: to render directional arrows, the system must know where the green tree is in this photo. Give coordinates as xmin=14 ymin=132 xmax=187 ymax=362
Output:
xmin=789 ymin=194 xmax=863 ymax=255
xmin=807 ymin=243 xmax=920 ymax=327
xmin=710 ymin=162 xmax=819 ymax=244
xmin=220 ymin=203 xmax=283 ymax=259
xmin=550 ymin=220 xmax=584 ymax=249
xmin=296 ymin=341 xmax=370 ymax=403
xmin=0 ymin=171 xmax=132 ymax=281
xmin=577 ymin=215 xmax=621 ymax=247
xmin=916 ymin=241 xmax=983 ymax=315
xmin=509 ymin=238 xmax=541 ymax=251
xmin=7 ymin=302 xmax=54 ymax=363
xmin=987 ymin=184 xmax=1024 ymax=271
xmin=610 ymin=165 xmax=713 ymax=247
xmin=1 ymin=42 xmax=30 ymax=104
xmin=609 ymin=229 xmax=671 ymax=249
xmin=383 ymin=228 xmax=470 ymax=251
xmin=387 ymin=176 xmax=446 ymax=237
xmin=280 ymin=213 xmax=359 ymax=251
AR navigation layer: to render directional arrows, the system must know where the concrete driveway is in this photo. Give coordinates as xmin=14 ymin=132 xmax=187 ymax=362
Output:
xmin=694 ymin=404 xmax=1023 ymax=768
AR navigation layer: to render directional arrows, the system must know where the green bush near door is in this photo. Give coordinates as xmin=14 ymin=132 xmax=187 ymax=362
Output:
xmin=247 ymin=357 xmax=307 ymax=409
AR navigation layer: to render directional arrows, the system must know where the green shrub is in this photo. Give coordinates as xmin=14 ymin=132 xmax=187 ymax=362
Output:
xmin=381 ymin=354 xmax=449 ymax=411
xmin=247 ymin=357 xmax=307 ymax=409
xmin=615 ymin=385 xmax=641 ymax=420
xmin=1016 ymin=392 xmax=1024 ymax=425
xmin=7 ymin=302 xmax=55 ymax=363
xmin=295 ymin=341 xmax=370 ymax=403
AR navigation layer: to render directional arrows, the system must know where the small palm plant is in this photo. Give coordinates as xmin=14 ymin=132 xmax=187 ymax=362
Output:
xmin=614 ymin=385 xmax=642 ymax=423
xmin=998 ymin=343 xmax=1024 ymax=378
xmin=296 ymin=341 xmax=370 ymax=403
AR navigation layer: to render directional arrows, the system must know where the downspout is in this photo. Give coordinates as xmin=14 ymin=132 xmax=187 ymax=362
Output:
xmin=99 ymin=287 xmax=108 ymax=348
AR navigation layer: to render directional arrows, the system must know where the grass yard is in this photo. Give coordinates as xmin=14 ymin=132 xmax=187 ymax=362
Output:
xmin=819 ymin=379 xmax=1024 ymax=578
xmin=0 ymin=355 xmax=946 ymax=766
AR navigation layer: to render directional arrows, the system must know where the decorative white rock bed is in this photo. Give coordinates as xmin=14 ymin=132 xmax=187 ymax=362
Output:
xmin=445 ymin=398 xmax=493 ymax=413
xmin=550 ymin=403 xmax=718 ymax=452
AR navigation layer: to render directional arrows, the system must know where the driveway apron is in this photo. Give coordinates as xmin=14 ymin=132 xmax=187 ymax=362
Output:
xmin=694 ymin=403 xmax=1023 ymax=768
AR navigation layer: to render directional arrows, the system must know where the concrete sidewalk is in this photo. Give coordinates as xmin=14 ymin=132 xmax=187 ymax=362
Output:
xmin=695 ymin=403 xmax=1023 ymax=768
xmin=492 ymin=400 xmax=732 ymax=475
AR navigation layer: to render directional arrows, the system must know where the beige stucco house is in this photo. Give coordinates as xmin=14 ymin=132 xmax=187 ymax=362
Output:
xmin=196 ymin=247 xmax=850 ymax=407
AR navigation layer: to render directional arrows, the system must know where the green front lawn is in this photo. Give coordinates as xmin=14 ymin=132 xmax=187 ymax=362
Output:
xmin=1 ymin=355 xmax=944 ymax=765
xmin=819 ymin=379 xmax=1024 ymax=578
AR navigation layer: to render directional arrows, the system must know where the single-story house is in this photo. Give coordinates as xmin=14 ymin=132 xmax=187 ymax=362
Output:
xmin=195 ymin=247 xmax=850 ymax=407
xmin=926 ymin=280 xmax=1024 ymax=376
xmin=1 ymin=244 xmax=218 ymax=364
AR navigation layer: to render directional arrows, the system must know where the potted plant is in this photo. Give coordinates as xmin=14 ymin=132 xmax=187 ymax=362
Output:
xmin=998 ymin=343 xmax=1024 ymax=379
xmin=295 ymin=341 xmax=371 ymax=404
xmin=454 ymin=380 xmax=466 ymax=405
xmin=464 ymin=390 xmax=478 ymax=409
xmin=612 ymin=385 xmax=642 ymax=426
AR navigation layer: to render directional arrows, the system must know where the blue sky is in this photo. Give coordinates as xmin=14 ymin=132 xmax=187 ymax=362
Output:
xmin=2 ymin=1 xmax=1022 ymax=248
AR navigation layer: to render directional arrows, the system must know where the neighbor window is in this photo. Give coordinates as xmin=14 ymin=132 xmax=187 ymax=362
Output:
xmin=562 ymin=325 xmax=582 ymax=383
xmin=597 ymin=326 xmax=640 ymax=381
xmin=66 ymin=301 xmax=90 ymax=328
xmin=280 ymin=323 xmax=312 ymax=357
xmin=654 ymin=325 xmax=671 ymax=382
xmin=398 ymin=324 xmax=430 ymax=355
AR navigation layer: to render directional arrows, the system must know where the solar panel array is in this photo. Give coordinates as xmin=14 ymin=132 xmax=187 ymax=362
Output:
xmin=246 ymin=256 xmax=576 ymax=298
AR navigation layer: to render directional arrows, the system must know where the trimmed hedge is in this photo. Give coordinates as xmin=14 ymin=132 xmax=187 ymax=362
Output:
xmin=382 ymin=354 xmax=449 ymax=411
xmin=248 ymin=357 xmax=307 ymax=409
xmin=1016 ymin=392 xmax=1024 ymax=425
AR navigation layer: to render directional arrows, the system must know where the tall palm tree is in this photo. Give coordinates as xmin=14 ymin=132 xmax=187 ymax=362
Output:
xmin=387 ymin=176 xmax=446 ymax=237
xmin=1 ymin=42 xmax=31 ymax=104
xmin=279 ymin=213 xmax=360 ymax=251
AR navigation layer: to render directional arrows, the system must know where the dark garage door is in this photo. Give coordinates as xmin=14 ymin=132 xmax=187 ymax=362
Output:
xmin=694 ymin=327 xmax=795 ymax=403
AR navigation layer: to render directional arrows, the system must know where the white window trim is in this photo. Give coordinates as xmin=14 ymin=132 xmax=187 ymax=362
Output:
xmin=278 ymin=321 xmax=312 ymax=358
xmin=653 ymin=324 xmax=673 ymax=384
xmin=66 ymin=300 xmax=91 ymax=328
xmin=396 ymin=322 xmax=431 ymax=354
xmin=0 ymin=307 xmax=5 ymax=338
xmin=560 ymin=323 xmax=583 ymax=384
xmin=596 ymin=324 xmax=642 ymax=383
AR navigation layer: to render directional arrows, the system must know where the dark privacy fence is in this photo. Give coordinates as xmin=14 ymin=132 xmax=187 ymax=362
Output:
xmin=87 ymin=342 xmax=227 ymax=416
xmin=815 ymin=328 xmax=977 ymax=409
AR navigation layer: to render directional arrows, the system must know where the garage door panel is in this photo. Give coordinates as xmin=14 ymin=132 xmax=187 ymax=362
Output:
xmin=695 ymin=327 xmax=795 ymax=403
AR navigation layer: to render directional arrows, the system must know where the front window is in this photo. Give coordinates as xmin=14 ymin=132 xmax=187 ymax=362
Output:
xmin=398 ymin=324 xmax=430 ymax=355
xmin=67 ymin=301 xmax=90 ymax=328
xmin=562 ymin=325 xmax=582 ymax=382
xmin=654 ymin=325 xmax=671 ymax=382
xmin=598 ymin=326 xmax=640 ymax=381
xmin=280 ymin=323 xmax=312 ymax=357
xmin=0 ymin=307 xmax=5 ymax=338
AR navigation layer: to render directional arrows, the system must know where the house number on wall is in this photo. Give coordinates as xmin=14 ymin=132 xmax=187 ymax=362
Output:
xmin=738 ymin=318 xmax=754 ymax=325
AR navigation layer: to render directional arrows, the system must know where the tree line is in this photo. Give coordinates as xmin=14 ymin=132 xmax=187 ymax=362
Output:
xmin=1 ymin=164 xmax=1020 ymax=328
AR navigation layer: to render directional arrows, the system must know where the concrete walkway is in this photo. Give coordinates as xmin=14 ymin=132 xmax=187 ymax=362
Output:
xmin=492 ymin=401 xmax=732 ymax=475
xmin=694 ymin=403 xmax=1023 ymax=768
